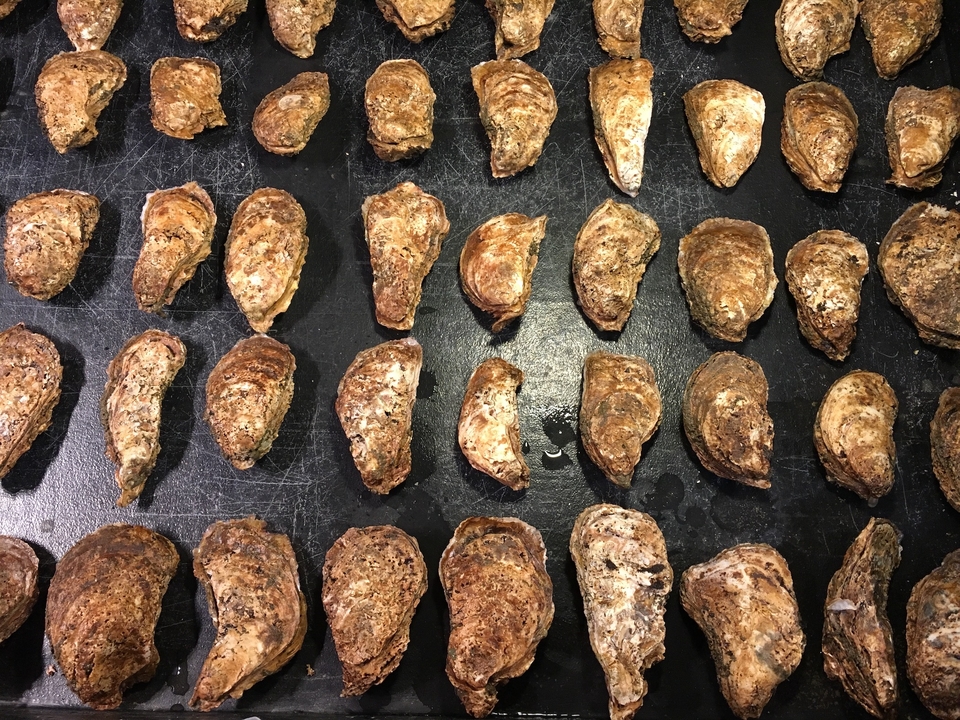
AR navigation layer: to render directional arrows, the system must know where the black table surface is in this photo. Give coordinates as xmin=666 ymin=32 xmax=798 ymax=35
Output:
xmin=0 ymin=0 xmax=958 ymax=717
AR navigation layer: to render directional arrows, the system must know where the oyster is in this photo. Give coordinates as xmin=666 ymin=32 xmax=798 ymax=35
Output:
xmin=150 ymin=57 xmax=226 ymax=140
xmin=580 ymin=351 xmax=661 ymax=488
xmin=683 ymin=79 xmax=764 ymax=188
xmin=0 ymin=0 xmax=20 ymax=18
xmin=0 ymin=536 xmax=39 ymax=644
xmin=885 ymin=85 xmax=960 ymax=191
xmin=57 ymin=0 xmax=123 ymax=49
xmin=775 ymin=0 xmax=857 ymax=80
xmin=861 ymin=0 xmax=942 ymax=79
xmin=173 ymin=0 xmax=247 ymax=41
xmin=593 ymin=0 xmax=644 ymax=57
xmin=322 ymin=525 xmax=427 ymax=696
xmin=460 ymin=212 xmax=547 ymax=332
xmin=365 ymin=59 xmax=435 ymax=161
xmin=814 ymin=370 xmax=898 ymax=501
xmin=440 ymin=517 xmax=553 ymax=718
xmin=3 ymin=189 xmax=100 ymax=300
xmin=375 ymin=0 xmax=454 ymax=41
xmin=267 ymin=0 xmax=335 ymax=56
xmin=784 ymin=229 xmax=868 ymax=361
xmin=674 ymin=0 xmax=748 ymax=43
xmin=458 ymin=358 xmax=528 ymax=490
xmin=682 ymin=351 xmax=774 ymax=488
xmin=335 ymin=338 xmax=422 ymax=494
xmin=589 ymin=58 xmax=654 ymax=197
xmin=485 ymin=0 xmax=554 ymax=59
xmin=253 ymin=72 xmax=330 ymax=156
xmin=931 ymin=387 xmax=960 ymax=513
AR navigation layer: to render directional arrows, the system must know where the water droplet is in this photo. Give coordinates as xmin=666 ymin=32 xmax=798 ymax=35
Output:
xmin=168 ymin=665 xmax=189 ymax=696
xmin=541 ymin=448 xmax=573 ymax=470
xmin=684 ymin=506 xmax=707 ymax=528
xmin=521 ymin=441 xmax=530 ymax=453
xmin=542 ymin=407 xmax=577 ymax=447
xmin=644 ymin=474 xmax=685 ymax=513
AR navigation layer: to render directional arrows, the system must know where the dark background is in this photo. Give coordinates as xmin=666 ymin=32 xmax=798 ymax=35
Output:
xmin=0 ymin=0 xmax=957 ymax=717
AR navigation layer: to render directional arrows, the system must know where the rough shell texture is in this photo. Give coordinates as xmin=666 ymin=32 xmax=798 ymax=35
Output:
xmin=674 ymin=0 xmax=748 ymax=43
xmin=133 ymin=181 xmax=216 ymax=313
xmin=0 ymin=0 xmax=21 ymax=18
xmin=460 ymin=212 xmax=547 ymax=332
xmin=775 ymin=0 xmax=857 ymax=80
xmin=784 ymin=229 xmax=868 ymax=361
xmin=683 ymin=79 xmax=764 ymax=188
xmin=682 ymin=352 xmax=773 ymax=488
xmin=885 ymin=85 xmax=960 ymax=191
xmin=365 ymin=60 xmax=435 ymax=161
xmin=589 ymin=59 xmax=654 ymax=197
xmin=35 ymin=50 xmax=126 ymax=154
xmin=814 ymin=370 xmax=898 ymax=501
xmin=267 ymin=0 xmax=335 ymax=57
xmin=375 ymin=0 xmax=454 ymax=41
xmin=458 ymin=358 xmax=528 ymax=491
xmin=191 ymin=518 xmax=307 ymax=711
xmin=580 ymin=352 xmax=661 ymax=488
xmin=3 ymin=189 xmax=100 ymax=300
xmin=823 ymin=518 xmax=901 ymax=719
xmin=253 ymin=72 xmax=330 ymax=156
xmin=0 ymin=536 xmax=39 ymax=644
xmin=46 ymin=524 xmax=178 ymax=710
xmin=878 ymin=202 xmax=960 ymax=349
xmin=781 ymin=81 xmax=858 ymax=193
xmin=906 ymin=549 xmax=960 ymax=720
xmin=593 ymin=0 xmax=644 ymax=57
xmin=861 ymin=0 xmax=942 ymax=79
xmin=570 ymin=505 xmax=672 ymax=720
xmin=361 ymin=181 xmax=449 ymax=330
xmin=205 ymin=335 xmax=295 ymax=470
xmin=225 ymin=187 xmax=308 ymax=333
xmin=931 ymin=387 xmax=960 ymax=513
xmin=472 ymin=60 xmax=558 ymax=178
xmin=573 ymin=199 xmax=660 ymax=332
xmin=485 ymin=0 xmax=554 ymax=58
xmin=0 ymin=324 xmax=63 ymax=480
xmin=335 ymin=338 xmax=421 ymax=494
xmin=680 ymin=543 xmax=805 ymax=720
xmin=57 ymin=0 xmax=122 ymax=49
xmin=440 ymin=516 xmax=554 ymax=718
xmin=101 ymin=329 xmax=186 ymax=507
xmin=173 ymin=0 xmax=248 ymax=41
xmin=322 ymin=526 xmax=427 ymax=696
xmin=150 ymin=57 xmax=226 ymax=140
xmin=678 ymin=217 xmax=777 ymax=342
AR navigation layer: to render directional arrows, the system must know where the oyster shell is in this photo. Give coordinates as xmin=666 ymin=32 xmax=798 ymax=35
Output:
xmin=861 ymin=0 xmax=942 ymax=79
xmin=376 ymin=0 xmax=454 ymax=41
xmin=674 ymin=0 xmax=748 ymax=43
xmin=593 ymin=0 xmax=644 ymax=57
xmin=267 ymin=0 xmax=335 ymax=56
xmin=775 ymin=0 xmax=857 ymax=80
xmin=150 ymin=57 xmax=226 ymax=140
xmin=931 ymin=387 xmax=960 ymax=513
xmin=365 ymin=59 xmax=435 ymax=161
xmin=885 ymin=85 xmax=960 ymax=191
xmin=0 ymin=536 xmax=39 ymax=644
xmin=485 ymin=0 xmax=554 ymax=59
xmin=57 ymin=0 xmax=122 ymax=50
xmin=172 ymin=0 xmax=247 ymax=41
xmin=253 ymin=72 xmax=330 ymax=156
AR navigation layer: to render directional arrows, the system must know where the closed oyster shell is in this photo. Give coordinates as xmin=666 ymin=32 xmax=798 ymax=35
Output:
xmin=885 ymin=85 xmax=960 ymax=191
xmin=931 ymin=387 xmax=960 ymax=513
xmin=376 ymin=0 xmax=454 ymax=41
xmin=3 ymin=189 xmax=100 ymax=300
xmin=683 ymin=352 xmax=773 ymax=488
xmin=878 ymin=202 xmax=960 ymax=348
xmin=589 ymin=58 xmax=654 ymax=197
xmin=486 ymin=0 xmax=554 ymax=59
xmin=173 ymin=0 xmax=247 ymax=41
xmin=253 ymin=72 xmax=330 ymax=156
xmin=335 ymin=338 xmax=421 ymax=494
xmin=150 ymin=57 xmax=226 ymax=140
xmin=861 ymin=0 xmax=942 ymax=80
xmin=101 ymin=329 xmax=186 ymax=507
xmin=674 ymin=0 xmax=748 ymax=43
xmin=225 ymin=187 xmax=308 ymax=333
xmin=205 ymin=335 xmax=296 ymax=470
xmin=0 ymin=324 xmax=62 ymax=480
xmin=46 ymin=524 xmax=178 ymax=710
xmin=680 ymin=544 xmax=805 ymax=720
xmin=35 ymin=50 xmax=126 ymax=154
xmin=267 ymin=0 xmax=335 ymax=56
xmin=322 ymin=526 xmax=427 ymax=696
xmin=133 ymin=181 xmax=216 ymax=313
xmin=906 ymin=549 xmax=960 ymax=720
xmin=784 ymin=229 xmax=868 ymax=361
xmin=0 ymin=536 xmax=39 ymax=644
xmin=361 ymin=181 xmax=449 ymax=330
xmin=823 ymin=518 xmax=901 ymax=719
xmin=580 ymin=352 xmax=661 ymax=488
xmin=472 ymin=60 xmax=557 ymax=178
xmin=57 ymin=0 xmax=123 ymax=50
xmin=365 ymin=60 xmax=435 ymax=161
xmin=573 ymin=199 xmax=660 ymax=332
xmin=458 ymin=358 xmax=528 ymax=491
xmin=781 ymin=81 xmax=858 ymax=193
xmin=683 ymin=79 xmax=764 ymax=188
xmin=460 ymin=212 xmax=547 ymax=332
xmin=814 ymin=370 xmax=898 ymax=501
xmin=593 ymin=0 xmax=644 ymax=57
xmin=570 ymin=505 xmax=671 ymax=720
xmin=678 ymin=217 xmax=777 ymax=342
xmin=0 ymin=0 xmax=21 ymax=18
xmin=191 ymin=518 xmax=307 ymax=711
xmin=775 ymin=0 xmax=857 ymax=80
xmin=440 ymin=517 xmax=554 ymax=718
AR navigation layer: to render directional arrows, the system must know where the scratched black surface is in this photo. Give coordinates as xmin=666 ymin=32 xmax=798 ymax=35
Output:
xmin=0 ymin=0 xmax=958 ymax=717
